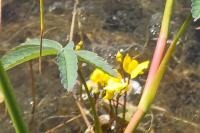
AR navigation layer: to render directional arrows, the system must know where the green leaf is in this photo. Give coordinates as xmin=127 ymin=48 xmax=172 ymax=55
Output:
xmin=1 ymin=38 xmax=62 ymax=70
xmin=24 ymin=38 xmax=63 ymax=50
xmin=57 ymin=48 xmax=78 ymax=90
xmin=191 ymin=0 xmax=200 ymax=21
xmin=76 ymin=50 xmax=117 ymax=77
xmin=65 ymin=41 xmax=74 ymax=50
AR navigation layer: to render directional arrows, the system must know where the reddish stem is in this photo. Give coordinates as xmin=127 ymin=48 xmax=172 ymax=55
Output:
xmin=144 ymin=34 xmax=167 ymax=91
xmin=124 ymin=108 xmax=145 ymax=133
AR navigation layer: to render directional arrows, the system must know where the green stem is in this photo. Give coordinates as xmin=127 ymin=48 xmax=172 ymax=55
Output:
xmin=124 ymin=14 xmax=192 ymax=133
xmin=123 ymin=92 xmax=127 ymax=121
xmin=124 ymin=1 xmax=175 ymax=132
xmin=78 ymin=69 xmax=102 ymax=133
xmin=39 ymin=0 xmax=44 ymax=74
xmin=0 ymin=61 xmax=29 ymax=133
xmin=109 ymin=100 xmax=114 ymax=119
xmin=140 ymin=14 xmax=192 ymax=111
xmin=144 ymin=0 xmax=174 ymax=92
xmin=123 ymin=76 xmax=131 ymax=121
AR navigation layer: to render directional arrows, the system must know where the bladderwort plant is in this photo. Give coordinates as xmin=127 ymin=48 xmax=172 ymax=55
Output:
xmin=0 ymin=0 xmax=200 ymax=133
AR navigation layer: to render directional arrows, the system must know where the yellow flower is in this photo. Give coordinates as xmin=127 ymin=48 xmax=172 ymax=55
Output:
xmin=86 ymin=80 xmax=99 ymax=94
xmin=131 ymin=61 xmax=149 ymax=79
xmin=75 ymin=41 xmax=84 ymax=51
xmin=90 ymin=68 xmax=110 ymax=86
xmin=123 ymin=54 xmax=149 ymax=79
xmin=123 ymin=54 xmax=138 ymax=74
xmin=103 ymin=78 xmax=128 ymax=100
xmin=116 ymin=51 xmax=123 ymax=62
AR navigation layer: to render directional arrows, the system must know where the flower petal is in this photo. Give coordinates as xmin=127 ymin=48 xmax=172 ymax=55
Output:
xmin=103 ymin=90 xmax=115 ymax=100
xmin=131 ymin=61 xmax=150 ymax=79
xmin=90 ymin=68 xmax=110 ymax=86
xmin=123 ymin=54 xmax=132 ymax=73
xmin=127 ymin=60 xmax=138 ymax=74
xmin=116 ymin=51 xmax=123 ymax=62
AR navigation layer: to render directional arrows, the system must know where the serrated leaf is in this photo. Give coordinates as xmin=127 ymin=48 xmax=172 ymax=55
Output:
xmin=191 ymin=0 xmax=200 ymax=21
xmin=57 ymin=48 xmax=78 ymax=90
xmin=76 ymin=50 xmax=117 ymax=77
xmin=1 ymin=39 xmax=62 ymax=70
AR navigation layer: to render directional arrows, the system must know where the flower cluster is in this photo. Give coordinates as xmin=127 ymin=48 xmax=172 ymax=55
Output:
xmin=86 ymin=51 xmax=149 ymax=100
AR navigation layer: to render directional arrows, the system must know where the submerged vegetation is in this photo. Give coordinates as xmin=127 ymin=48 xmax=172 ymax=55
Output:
xmin=0 ymin=0 xmax=200 ymax=133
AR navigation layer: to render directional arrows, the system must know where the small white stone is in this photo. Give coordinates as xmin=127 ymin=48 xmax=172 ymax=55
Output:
xmin=129 ymin=80 xmax=142 ymax=94
xmin=120 ymin=49 xmax=124 ymax=52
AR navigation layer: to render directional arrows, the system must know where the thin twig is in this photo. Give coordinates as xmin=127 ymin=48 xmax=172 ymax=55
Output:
xmin=45 ymin=114 xmax=82 ymax=133
xmin=77 ymin=8 xmax=84 ymax=41
xmin=73 ymin=94 xmax=92 ymax=128
xmin=69 ymin=0 xmax=79 ymax=42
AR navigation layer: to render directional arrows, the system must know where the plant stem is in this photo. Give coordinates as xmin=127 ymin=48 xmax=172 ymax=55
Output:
xmin=78 ymin=69 xmax=102 ymax=133
xmin=139 ymin=14 xmax=192 ymax=112
xmin=115 ymin=95 xmax=120 ymax=118
xmin=123 ymin=76 xmax=130 ymax=121
xmin=115 ymin=94 xmax=120 ymax=131
xmin=124 ymin=14 xmax=192 ymax=133
xmin=0 ymin=0 xmax=1 ymax=30
xmin=39 ymin=0 xmax=44 ymax=74
xmin=69 ymin=0 xmax=79 ymax=42
xmin=123 ymin=92 xmax=127 ymax=121
xmin=109 ymin=100 xmax=114 ymax=119
xmin=144 ymin=0 xmax=174 ymax=92
xmin=0 ymin=61 xmax=29 ymax=133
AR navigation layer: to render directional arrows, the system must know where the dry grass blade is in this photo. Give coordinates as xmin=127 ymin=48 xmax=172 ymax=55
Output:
xmin=44 ymin=114 xmax=90 ymax=133
xmin=151 ymin=106 xmax=200 ymax=129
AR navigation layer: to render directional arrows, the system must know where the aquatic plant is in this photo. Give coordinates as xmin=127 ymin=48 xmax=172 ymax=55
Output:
xmin=0 ymin=0 xmax=199 ymax=133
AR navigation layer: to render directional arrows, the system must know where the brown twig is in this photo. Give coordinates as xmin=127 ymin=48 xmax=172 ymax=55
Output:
xmin=69 ymin=0 xmax=79 ymax=42
xmin=72 ymin=94 xmax=92 ymax=128
xmin=45 ymin=114 xmax=82 ymax=133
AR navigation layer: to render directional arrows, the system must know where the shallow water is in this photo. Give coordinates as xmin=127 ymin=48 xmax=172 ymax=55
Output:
xmin=0 ymin=0 xmax=200 ymax=133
